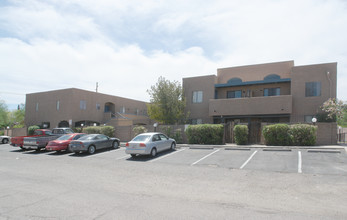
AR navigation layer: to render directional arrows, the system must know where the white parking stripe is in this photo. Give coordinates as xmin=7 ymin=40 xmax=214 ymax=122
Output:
xmin=191 ymin=149 xmax=220 ymax=166
xmin=150 ymin=148 xmax=186 ymax=162
xmin=116 ymin=155 xmax=131 ymax=160
xmin=298 ymin=151 xmax=302 ymax=173
xmin=240 ymin=150 xmax=258 ymax=169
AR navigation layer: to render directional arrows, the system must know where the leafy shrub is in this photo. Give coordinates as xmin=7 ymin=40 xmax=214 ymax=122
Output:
xmin=28 ymin=125 xmax=40 ymax=135
xmin=186 ymin=124 xmax=224 ymax=145
xmin=0 ymin=130 xmax=4 ymax=135
xmin=101 ymin=126 xmax=115 ymax=137
xmin=172 ymin=128 xmax=183 ymax=144
xmin=290 ymin=124 xmax=317 ymax=146
xmin=234 ymin=125 xmax=248 ymax=145
xmin=133 ymin=125 xmax=148 ymax=136
xmin=83 ymin=126 xmax=101 ymax=134
xmin=262 ymin=124 xmax=292 ymax=146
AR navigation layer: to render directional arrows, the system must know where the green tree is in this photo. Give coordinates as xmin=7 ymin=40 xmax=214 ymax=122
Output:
xmin=147 ymin=76 xmax=188 ymax=124
xmin=321 ymin=98 xmax=347 ymax=126
xmin=8 ymin=104 xmax=25 ymax=128
xmin=0 ymin=100 xmax=9 ymax=128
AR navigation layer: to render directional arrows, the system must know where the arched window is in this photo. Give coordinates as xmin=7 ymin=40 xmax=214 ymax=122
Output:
xmin=264 ymin=74 xmax=281 ymax=81
xmin=227 ymin=77 xmax=242 ymax=85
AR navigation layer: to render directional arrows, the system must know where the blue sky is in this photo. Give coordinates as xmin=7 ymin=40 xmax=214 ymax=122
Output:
xmin=1 ymin=0 xmax=347 ymax=110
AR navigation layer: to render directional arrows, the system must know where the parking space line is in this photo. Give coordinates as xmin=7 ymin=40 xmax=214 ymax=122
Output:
xmin=116 ymin=155 xmax=131 ymax=160
xmin=150 ymin=148 xmax=186 ymax=162
xmin=240 ymin=150 xmax=258 ymax=169
xmin=298 ymin=151 xmax=302 ymax=173
xmin=191 ymin=149 xmax=220 ymax=166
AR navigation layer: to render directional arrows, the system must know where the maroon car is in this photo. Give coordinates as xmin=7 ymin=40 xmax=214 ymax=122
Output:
xmin=46 ymin=133 xmax=86 ymax=152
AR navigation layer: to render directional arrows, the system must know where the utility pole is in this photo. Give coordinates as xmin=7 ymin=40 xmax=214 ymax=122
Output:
xmin=96 ymin=82 xmax=98 ymax=93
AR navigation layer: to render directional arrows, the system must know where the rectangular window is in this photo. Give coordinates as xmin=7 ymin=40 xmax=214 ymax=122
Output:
xmin=80 ymin=100 xmax=86 ymax=110
xmin=264 ymin=88 xmax=280 ymax=96
xmin=305 ymin=82 xmax=321 ymax=97
xmin=120 ymin=106 xmax=125 ymax=114
xmin=36 ymin=103 xmax=39 ymax=111
xmin=192 ymin=91 xmax=203 ymax=103
xmin=56 ymin=101 xmax=60 ymax=111
xmin=227 ymin=90 xmax=242 ymax=98
xmin=96 ymin=103 xmax=100 ymax=110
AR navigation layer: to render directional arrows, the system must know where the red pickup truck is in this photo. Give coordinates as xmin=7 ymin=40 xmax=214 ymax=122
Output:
xmin=10 ymin=129 xmax=52 ymax=149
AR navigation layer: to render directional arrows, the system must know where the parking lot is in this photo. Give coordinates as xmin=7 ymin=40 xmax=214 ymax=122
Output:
xmin=1 ymin=143 xmax=347 ymax=219
xmin=85 ymin=145 xmax=347 ymax=176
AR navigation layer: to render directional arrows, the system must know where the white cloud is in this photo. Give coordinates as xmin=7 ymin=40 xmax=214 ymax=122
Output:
xmin=1 ymin=0 xmax=347 ymax=110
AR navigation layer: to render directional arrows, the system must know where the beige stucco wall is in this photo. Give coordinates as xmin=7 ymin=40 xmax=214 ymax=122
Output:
xmin=217 ymin=60 xmax=294 ymax=84
xmin=183 ymin=75 xmax=216 ymax=123
xmin=25 ymin=88 xmax=148 ymax=128
xmin=290 ymin=62 xmax=337 ymax=122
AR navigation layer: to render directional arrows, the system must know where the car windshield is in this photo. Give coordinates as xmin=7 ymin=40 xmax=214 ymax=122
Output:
xmin=56 ymin=135 xmax=73 ymax=140
xmin=132 ymin=135 xmax=151 ymax=142
xmin=79 ymin=135 xmax=96 ymax=140
xmin=45 ymin=131 xmax=53 ymax=135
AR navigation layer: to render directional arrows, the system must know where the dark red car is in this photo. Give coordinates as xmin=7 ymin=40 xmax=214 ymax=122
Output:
xmin=46 ymin=133 xmax=86 ymax=152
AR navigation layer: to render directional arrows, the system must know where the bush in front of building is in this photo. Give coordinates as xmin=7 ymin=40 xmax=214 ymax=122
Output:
xmin=262 ymin=124 xmax=292 ymax=146
xmin=290 ymin=124 xmax=317 ymax=146
xmin=28 ymin=125 xmax=40 ymax=135
xmin=101 ymin=126 xmax=115 ymax=137
xmin=186 ymin=124 xmax=224 ymax=145
xmin=82 ymin=126 xmax=115 ymax=137
xmin=82 ymin=126 xmax=101 ymax=134
xmin=234 ymin=125 xmax=248 ymax=145
xmin=133 ymin=125 xmax=148 ymax=137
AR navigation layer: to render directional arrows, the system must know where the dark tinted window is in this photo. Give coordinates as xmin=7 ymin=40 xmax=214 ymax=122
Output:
xmin=305 ymin=82 xmax=321 ymax=97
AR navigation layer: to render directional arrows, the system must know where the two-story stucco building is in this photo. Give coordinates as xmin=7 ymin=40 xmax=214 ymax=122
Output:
xmin=183 ymin=60 xmax=337 ymax=143
xmin=25 ymin=88 xmax=151 ymax=129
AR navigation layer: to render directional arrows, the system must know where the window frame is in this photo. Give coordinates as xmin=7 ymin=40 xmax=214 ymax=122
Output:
xmin=264 ymin=87 xmax=280 ymax=97
xmin=305 ymin=82 xmax=321 ymax=97
xmin=192 ymin=91 xmax=203 ymax=103
xmin=227 ymin=90 xmax=242 ymax=99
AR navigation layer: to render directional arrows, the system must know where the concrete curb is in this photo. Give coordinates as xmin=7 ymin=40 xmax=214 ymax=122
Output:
xmin=176 ymin=144 xmax=347 ymax=150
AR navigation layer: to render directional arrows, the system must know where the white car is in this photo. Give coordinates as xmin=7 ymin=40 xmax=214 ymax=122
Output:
xmin=0 ymin=135 xmax=10 ymax=144
xmin=125 ymin=132 xmax=176 ymax=157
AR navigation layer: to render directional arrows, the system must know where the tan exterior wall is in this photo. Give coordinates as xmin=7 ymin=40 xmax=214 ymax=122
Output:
xmin=183 ymin=75 xmax=216 ymax=123
xmin=217 ymin=60 xmax=294 ymax=84
xmin=25 ymin=88 xmax=148 ymax=128
xmin=290 ymin=63 xmax=337 ymax=122
xmin=316 ymin=123 xmax=337 ymax=145
xmin=209 ymin=95 xmax=292 ymax=116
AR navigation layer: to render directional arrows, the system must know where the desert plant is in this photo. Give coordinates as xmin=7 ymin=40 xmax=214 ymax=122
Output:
xmin=83 ymin=126 xmax=101 ymax=134
xmin=101 ymin=126 xmax=115 ymax=137
xmin=133 ymin=125 xmax=148 ymax=136
xmin=28 ymin=125 xmax=40 ymax=135
xmin=262 ymin=124 xmax=292 ymax=146
xmin=290 ymin=124 xmax=317 ymax=146
xmin=234 ymin=125 xmax=248 ymax=145
xmin=186 ymin=124 xmax=224 ymax=145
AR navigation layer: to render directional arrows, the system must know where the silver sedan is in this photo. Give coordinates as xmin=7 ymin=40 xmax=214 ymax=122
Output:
xmin=69 ymin=134 xmax=120 ymax=154
xmin=125 ymin=132 xmax=176 ymax=157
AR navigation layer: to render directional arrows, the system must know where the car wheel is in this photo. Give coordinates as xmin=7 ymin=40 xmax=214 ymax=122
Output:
xmin=2 ymin=138 xmax=9 ymax=144
xmin=171 ymin=142 xmax=176 ymax=150
xmin=88 ymin=145 xmax=96 ymax=154
xmin=112 ymin=141 xmax=119 ymax=149
xmin=150 ymin=148 xmax=157 ymax=157
xmin=131 ymin=154 xmax=136 ymax=158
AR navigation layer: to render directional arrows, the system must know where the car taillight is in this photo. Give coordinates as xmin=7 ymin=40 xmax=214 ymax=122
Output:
xmin=125 ymin=143 xmax=129 ymax=147
xmin=139 ymin=143 xmax=146 ymax=147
